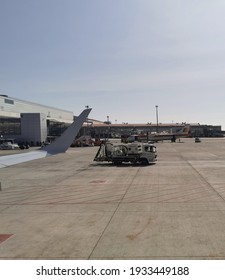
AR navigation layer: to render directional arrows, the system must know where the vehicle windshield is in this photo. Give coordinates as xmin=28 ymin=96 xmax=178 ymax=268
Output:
xmin=144 ymin=145 xmax=156 ymax=153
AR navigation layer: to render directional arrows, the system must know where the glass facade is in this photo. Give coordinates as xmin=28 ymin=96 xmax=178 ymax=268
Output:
xmin=0 ymin=117 xmax=21 ymax=135
xmin=47 ymin=120 xmax=69 ymax=137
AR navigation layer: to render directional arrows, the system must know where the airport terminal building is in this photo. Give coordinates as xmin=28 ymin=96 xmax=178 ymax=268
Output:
xmin=83 ymin=121 xmax=223 ymax=139
xmin=0 ymin=95 xmax=223 ymax=146
xmin=0 ymin=95 xmax=74 ymax=145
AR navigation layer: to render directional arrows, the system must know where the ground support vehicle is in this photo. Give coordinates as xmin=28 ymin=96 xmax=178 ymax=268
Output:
xmin=94 ymin=142 xmax=157 ymax=165
xmin=0 ymin=141 xmax=20 ymax=150
xmin=195 ymin=137 xmax=201 ymax=143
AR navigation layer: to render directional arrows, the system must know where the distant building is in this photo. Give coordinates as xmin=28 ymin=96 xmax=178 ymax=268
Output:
xmin=81 ymin=121 xmax=223 ymax=139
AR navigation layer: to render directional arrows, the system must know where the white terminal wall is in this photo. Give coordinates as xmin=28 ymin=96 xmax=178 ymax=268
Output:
xmin=0 ymin=96 xmax=73 ymax=123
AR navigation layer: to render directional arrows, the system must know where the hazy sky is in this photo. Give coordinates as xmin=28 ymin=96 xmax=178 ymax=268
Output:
xmin=1 ymin=0 xmax=225 ymax=128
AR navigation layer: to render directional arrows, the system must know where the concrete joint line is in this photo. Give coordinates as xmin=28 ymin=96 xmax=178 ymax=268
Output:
xmin=186 ymin=160 xmax=225 ymax=203
xmin=88 ymin=167 xmax=141 ymax=259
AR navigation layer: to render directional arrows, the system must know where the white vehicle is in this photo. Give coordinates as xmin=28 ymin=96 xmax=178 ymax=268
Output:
xmin=94 ymin=142 xmax=157 ymax=165
xmin=0 ymin=141 xmax=20 ymax=150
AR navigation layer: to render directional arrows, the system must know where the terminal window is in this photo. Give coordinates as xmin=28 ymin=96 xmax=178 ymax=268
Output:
xmin=0 ymin=118 xmax=21 ymax=135
xmin=4 ymin=98 xmax=14 ymax=105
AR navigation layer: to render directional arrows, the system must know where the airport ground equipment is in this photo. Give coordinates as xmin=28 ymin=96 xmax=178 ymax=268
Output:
xmin=94 ymin=142 xmax=157 ymax=165
xmin=195 ymin=137 xmax=201 ymax=143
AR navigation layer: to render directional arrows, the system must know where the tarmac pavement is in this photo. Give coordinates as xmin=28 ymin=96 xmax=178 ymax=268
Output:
xmin=1 ymin=138 xmax=225 ymax=259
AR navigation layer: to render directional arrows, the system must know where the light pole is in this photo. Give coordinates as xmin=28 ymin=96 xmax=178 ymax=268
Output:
xmin=155 ymin=105 xmax=159 ymax=133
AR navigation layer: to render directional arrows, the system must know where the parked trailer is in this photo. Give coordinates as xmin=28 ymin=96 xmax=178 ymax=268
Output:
xmin=94 ymin=142 xmax=157 ymax=165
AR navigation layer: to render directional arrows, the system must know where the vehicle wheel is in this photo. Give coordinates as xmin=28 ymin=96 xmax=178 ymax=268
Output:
xmin=141 ymin=158 xmax=149 ymax=165
xmin=113 ymin=160 xmax=122 ymax=165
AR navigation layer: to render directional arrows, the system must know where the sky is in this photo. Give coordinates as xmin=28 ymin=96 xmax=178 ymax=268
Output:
xmin=1 ymin=0 xmax=225 ymax=128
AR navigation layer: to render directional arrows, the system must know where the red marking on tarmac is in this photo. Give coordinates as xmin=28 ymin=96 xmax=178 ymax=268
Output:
xmin=0 ymin=234 xmax=13 ymax=244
